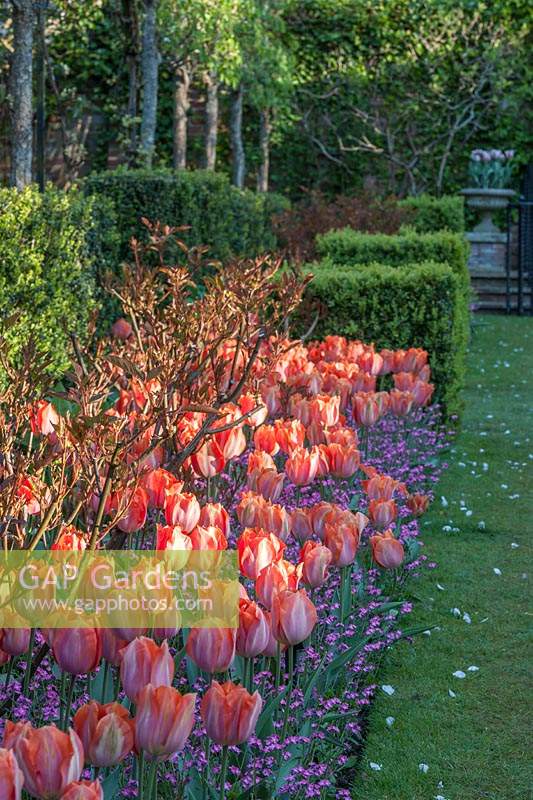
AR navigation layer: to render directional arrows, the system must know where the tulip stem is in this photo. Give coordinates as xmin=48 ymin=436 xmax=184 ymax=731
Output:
xmin=61 ymin=673 xmax=76 ymax=730
xmin=274 ymin=642 xmax=281 ymax=691
xmin=147 ymin=760 xmax=158 ymax=800
xmin=22 ymin=628 xmax=35 ymax=696
xmin=137 ymin=752 xmax=145 ymax=799
xmin=280 ymin=645 xmax=294 ymax=743
xmin=101 ymin=659 xmax=110 ymax=702
xmin=219 ymin=745 xmax=229 ymax=800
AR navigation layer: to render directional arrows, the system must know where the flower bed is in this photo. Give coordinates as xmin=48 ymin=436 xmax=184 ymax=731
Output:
xmin=0 ymin=229 xmax=449 ymax=800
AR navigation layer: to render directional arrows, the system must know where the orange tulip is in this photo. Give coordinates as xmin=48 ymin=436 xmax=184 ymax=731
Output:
xmin=305 ymin=419 xmax=327 ymax=446
xmin=324 ymin=443 xmax=360 ymax=478
xmin=236 ymin=599 xmax=270 ymax=658
xmin=260 ymin=611 xmax=285 ymax=657
xmin=287 ymin=394 xmax=311 ymax=426
xmin=29 ymin=399 xmax=59 ymax=437
xmin=156 ymin=524 xmax=193 ymax=556
xmin=0 ymin=747 xmax=23 ymax=800
xmin=53 ymin=628 xmax=102 ymax=675
xmin=271 ymin=589 xmax=317 ymax=645
xmin=290 ymin=508 xmax=313 ymax=543
xmin=135 ymin=685 xmax=196 ymax=759
xmin=247 ymin=450 xmax=276 ymax=473
xmin=308 ymin=501 xmax=337 ymax=539
xmin=389 ymin=390 xmax=414 ymax=417
xmin=51 ymin=525 xmax=86 ymax=551
xmin=141 ymin=469 xmax=181 ymax=509
xmin=190 ymin=438 xmax=226 ymax=478
xmin=285 ymin=446 xmax=320 ymax=486
xmin=370 ymin=530 xmax=405 ymax=569
xmin=352 ymin=392 xmax=381 ymax=427
xmin=257 ymin=502 xmax=291 ymax=542
xmin=199 ymin=503 xmax=230 ymax=538
xmin=309 ymin=394 xmax=340 ymax=428
xmin=100 ymin=629 xmax=127 ymax=666
xmin=164 ymin=489 xmax=200 ymax=532
xmin=323 ymin=521 xmax=359 ymax=567
xmin=237 ymin=528 xmax=286 ymax=580
xmin=406 ymin=493 xmax=430 ymax=516
xmin=238 ymin=393 xmax=268 ymax=428
xmin=255 ymin=560 xmax=299 ymax=610
xmin=73 ymin=701 xmax=134 ymax=767
xmin=253 ymin=425 xmax=279 ymax=456
xmin=274 ymin=419 xmax=306 ymax=454
xmin=120 ymin=636 xmax=174 ymax=702
xmin=300 ymin=541 xmax=332 ymax=589
xmin=200 ymin=681 xmax=262 ymax=746
xmin=358 ymin=350 xmax=384 ymax=376
xmin=236 ymin=492 xmax=266 ymax=528
xmin=14 ymin=725 xmax=83 ymax=799
xmin=2 ymin=721 xmax=32 ymax=751
xmin=189 ymin=524 xmax=227 ymax=551
xmin=368 ymin=499 xmax=398 ymax=530
xmin=213 ymin=416 xmax=247 ymax=462
xmin=362 ymin=472 xmax=406 ymax=501
xmin=185 ymin=627 xmax=236 ymax=673
xmin=1 ymin=628 xmax=31 ymax=657
xmin=398 ymin=347 xmax=428 ymax=374
xmin=59 ymin=781 xmax=103 ymax=800
xmin=325 ymin=426 xmax=358 ymax=447
xmin=115 ymin=486 xmax=148 ymax=534
xmin=247 ymin=466 xmax=285 ymax=502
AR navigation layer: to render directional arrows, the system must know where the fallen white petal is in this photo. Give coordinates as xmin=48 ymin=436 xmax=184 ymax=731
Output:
xmin=436 ymin=583 xmax=445 ymax=591
xmin=451 ymin=607 xmax=461 ymax=617
xmin=441 ymin=496 xmax=448 ymax=507
xmin=385 ymin=716 xmax=395 ymax=727
xmin=453 ymin=670 xmax=466 ymax=679
xmin=468 ymin=665 xmax=479 ymax=672
xmin=448 ymin=689 xmax=456 ymax=697
xmin=419 ymin=763 xmax=429 ymax=773
xmin=463 ymin=612 xmax=472 ymax=624
xmin=511 ymin=542 xmax=519 ymax=548
xmin=493 ymin=568 xmax=502 ymax=576
xmin=381 ymin=684 xmax=395 ymax=696
xmin=369 ymin=762 xmax=382 ymax=771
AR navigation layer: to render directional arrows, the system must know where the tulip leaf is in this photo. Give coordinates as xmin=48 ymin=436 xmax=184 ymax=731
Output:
xmin=302 ymin=649 xmax=330 ymax=707
xmin=102 ymin=767 xmax=121 ymax=800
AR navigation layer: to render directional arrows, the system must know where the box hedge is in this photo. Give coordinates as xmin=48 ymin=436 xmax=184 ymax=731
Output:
xmin=0 ymin=185 xmax=110 ymax=378
xmin=84 ymin=167 xmax=289 ymax=267
xmin=316 ymin=228 xmax=469 ymax=291
xmin=398 ymin=194 xmax=465 ymax=233
xmin=301 ymin=260 xmax=468 ymax=418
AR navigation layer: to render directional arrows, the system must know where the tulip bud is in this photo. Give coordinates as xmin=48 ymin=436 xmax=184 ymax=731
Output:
xmin=271 ymin=589 xmax=317 ymax=646
xmin=237 ymin=528 xmax=286 ymax=580
xmin=120 ymin=637 xmax=174 ymax=702
xmin=15 ymin=725 xmax=83 ymax=799
xmin=73 ymin=701 xmax=134 ymax=768
xmin=60 ymin=781 xmax=103 ymax=800
xmin=300 ymin=541 xmax=332 ymax=588
xmin=164 ymin=489 xmax=200 ymax=532
xmin=200 ymin=681 xmax=262 ymax=746
xmin=135 ymin=685 xmax=196 ymax=758
xmin=406 ymin=493 xmax=430 ymax=516
xmin=53 ymin=628 xmax=102 ymax=675
xmin=368 ymin=499 xmax=397 ymax=530
xmin=370 ymin=530 xmax=405 ymax=569
xmin=236 ymin=599 xmax=269 ymax=658
xmin=1 ymin=628 xmax=31 ymax=657
xmin=0 ymin=747 xmax=23 ymax=800
xmin=285 ymin=446 xmax=320 ymax=486
xmin=186 ymin=627 xmax=236 ymax=673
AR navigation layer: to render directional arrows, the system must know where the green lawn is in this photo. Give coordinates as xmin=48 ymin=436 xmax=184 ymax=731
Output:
xmin=352 ymin=313 xmax=533 ymax=800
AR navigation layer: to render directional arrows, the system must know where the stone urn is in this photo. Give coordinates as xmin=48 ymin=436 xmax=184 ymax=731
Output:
xmin=461 ymin=187 xmax=515 ymax=234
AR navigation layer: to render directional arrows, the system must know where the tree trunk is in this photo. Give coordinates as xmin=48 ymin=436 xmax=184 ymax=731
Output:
xmin=123 ymin=0 xmax=140 ymax=160
xmin=140 ymin=0 xmax=159 ymax=167
xmin=173 ymin=63 xmax=190 ymax=170
xmin=230 ymin=84 xmax=245 ymax=188
xmin=257 ymin=108 xmax=272 ymax=193
xmin=203 ymin=72 xmax=219 ymax=171
xmin=9 ymin=0 xmax=34 ymax=189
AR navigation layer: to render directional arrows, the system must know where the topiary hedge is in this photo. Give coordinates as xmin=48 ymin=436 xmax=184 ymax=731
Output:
xmin=398 ymin=194 xmax=465 ymax=233
xmin=316 ymin=228 xmax=469 ymax=290
xmin=84 ymin=167 xmax=289 ymax=268
xmin=300 ymin=259 xmax=468 ymax=418
xmin=0 ymin=185 xmax=114 ymax=378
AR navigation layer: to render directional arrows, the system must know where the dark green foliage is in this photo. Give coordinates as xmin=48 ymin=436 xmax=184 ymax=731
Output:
xmin=84 ymin=168 xmax=289 ymax=268
xmin=398 ymin=194 xmax=465 ymax=233
xmin=0 ymin=186 xmax=101 ymax=376
xmin=302 ymin=260 xmax=469 ymax=418
xmin=316 ymin=229 xmax=470 ymax=297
